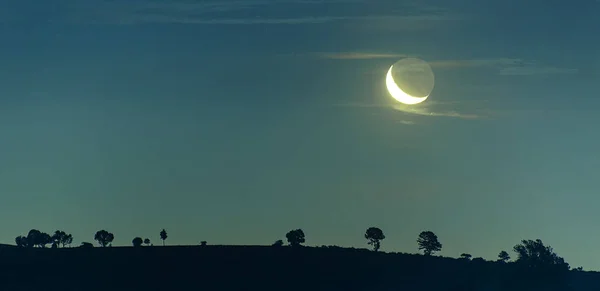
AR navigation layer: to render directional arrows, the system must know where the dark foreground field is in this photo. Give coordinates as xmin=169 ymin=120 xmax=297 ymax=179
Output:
xmin=1 ymin=244 xmax=599 ymax=291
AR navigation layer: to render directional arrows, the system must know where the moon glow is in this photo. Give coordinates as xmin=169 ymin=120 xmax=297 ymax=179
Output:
xmin=386 ymin=58 xmax=435 ymax=105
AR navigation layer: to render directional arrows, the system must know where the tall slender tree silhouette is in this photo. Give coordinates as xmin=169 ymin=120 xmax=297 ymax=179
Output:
xmin=160 ymin=229 xmax=168 ymax=246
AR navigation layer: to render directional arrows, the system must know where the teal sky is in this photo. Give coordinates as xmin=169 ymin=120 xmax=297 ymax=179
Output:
xmin=1 ymin=0 xmax=600 ymax=270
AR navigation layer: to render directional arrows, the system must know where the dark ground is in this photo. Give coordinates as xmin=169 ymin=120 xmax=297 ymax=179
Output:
xmin=0 ymin=244 xmax=599 ymax=291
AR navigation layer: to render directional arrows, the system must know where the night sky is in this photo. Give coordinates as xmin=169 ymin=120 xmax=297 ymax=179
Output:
xmin=1 ymin=0 xmax=600 ymax=269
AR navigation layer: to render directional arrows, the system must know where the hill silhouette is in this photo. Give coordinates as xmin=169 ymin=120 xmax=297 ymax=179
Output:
xmin=1 ymin=235 xmax=600 ymax=291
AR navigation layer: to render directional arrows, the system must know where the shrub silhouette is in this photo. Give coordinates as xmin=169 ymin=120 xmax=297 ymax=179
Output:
xmin=132 ymin=237 xmax=143 ymax=247
xmin=80 ymin=242 xmax=93 ymax=248
xmin=509 ymin=239 xmax=571 ymax=290
xmin=513 ymin=239 xmax=569 ymax=270
xmin=364 ymin=227 xmax=385 ymax=252
xmin=417 ymin=231 xmax=442 ymax=255
xmin=94 ymin=230 xmax=114 ymax=247
xmin=144 ymin=238 xmax=151 ymax=246
xmin=272 ymin=240 xmax=284 ymax=247
xmin=285 ymin=229 xmax=305 ymax=247
xmin=15 ymin=235 xmax=28 ymax=247
xmin=460 ymin=253 xmax=472 ymax=260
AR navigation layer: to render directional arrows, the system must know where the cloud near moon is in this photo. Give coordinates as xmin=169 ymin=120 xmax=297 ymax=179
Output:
xmin=390 ymin=102 xmax=482 ymax=119
xmin=384 ymin=58 xmax=481 ymax=121
xmin=330 ymin=56 xmax=489 ymax=122
xmin=334 ymin=101 xmax=484 ymax=121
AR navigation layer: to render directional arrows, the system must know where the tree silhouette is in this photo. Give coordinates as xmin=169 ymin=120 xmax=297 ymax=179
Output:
xmin=52 ymin=230 xmax=73 ymax=248
xmin=144 ymin=238 xmax=151 ymax=246
xmin=94 ymin=230 xmax=115 ymax=247
xmin=498 ymin=250 xmax=510 ymax=262
xmin=364 ymin=227 xmax=385 ymax=252
xmin=510 ymin=239 xmax=570 ymax=290
xmin=272 ymin=240 xmax=284 ymax=247
xmin=52 ymin=231 xmax=65 ymax=247
xmin=460 ymin=253 xmax=472 ymax=260
xmin=285 ymin=229 xmax=305 ymax=247
xmin=26 ymin=229 xmax=39 ymax=242
xmin=132 ymin=237 xmax=143 ymax=247
xmin=200 ymin=241 xmax=207 ymax=246
xmin=26 ymin=229 xmax=41 ymax=248
xmin=24 ymin=229 xmax=52 ymax=248
xmin=417 ymin=231 xmax=442 ymax=256
xmin=64 ymin=234 xmax=73 ymax=247
xmin=513 ymin=239 xmax=569 ymax=270
xmin=160 ymin=229 xmax=168 ymax=246
xmin=38 ymin=232 xmax=52 ymax=248
xmin=15 ymin=235 xmax=28 ymax=247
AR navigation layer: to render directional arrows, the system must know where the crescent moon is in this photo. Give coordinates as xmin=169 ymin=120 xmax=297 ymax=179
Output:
xmin=386 ymin=65 xmax=428 ymax=105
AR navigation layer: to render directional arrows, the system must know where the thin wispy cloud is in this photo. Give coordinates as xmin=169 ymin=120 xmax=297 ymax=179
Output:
xmin=317 ymin=52 xmax=411 ymax=60
xmin=116 ymin=14 xmax=456 ymax=26
xmin=128 ymin=0 xmax=372 ymax=13
xmin=35 ymin=0 xmax=459 ymax=26
xmin=428 ymin=58 xmax=522 ymax=68
xmin=119 ymin=14 xmax=361 ymax=25
xmin=320 ymin=53 xmax=579 ymax=76
xmin=430 ymin=58 xmax=579 ymax=75
xmin=498 ymin=66 xmax=578 ymax=76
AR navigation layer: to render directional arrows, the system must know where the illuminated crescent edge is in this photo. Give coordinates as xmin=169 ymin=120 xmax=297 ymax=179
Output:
xmin=385 ymin=65 xmax=428 ymax=105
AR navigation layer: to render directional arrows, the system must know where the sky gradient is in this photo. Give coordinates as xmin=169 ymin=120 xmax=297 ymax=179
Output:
xmin=1 ymin=0 xmax=600 ymax=269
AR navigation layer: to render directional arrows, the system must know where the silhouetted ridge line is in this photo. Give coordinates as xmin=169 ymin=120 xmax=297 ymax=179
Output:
xmin=1 ymin=227 xmax=593 ymax=291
